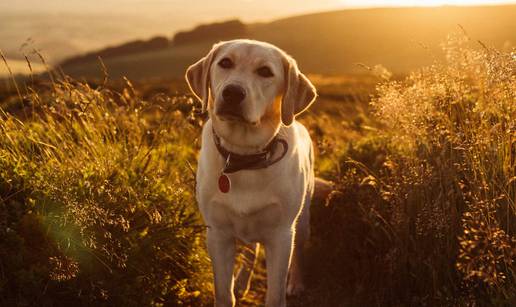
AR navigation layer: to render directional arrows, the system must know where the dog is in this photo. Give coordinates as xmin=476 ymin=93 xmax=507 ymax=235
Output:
xmin=186 ymin=39 xmax=317 ymax=307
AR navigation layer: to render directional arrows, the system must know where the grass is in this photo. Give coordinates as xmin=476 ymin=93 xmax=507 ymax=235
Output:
xmin=293 ymin=33 xmax=515 ymax=306
xmin=0 ymin=73 xmax=211 ymax=306
xmin=0 ymin=33 xmax=515 ymax=306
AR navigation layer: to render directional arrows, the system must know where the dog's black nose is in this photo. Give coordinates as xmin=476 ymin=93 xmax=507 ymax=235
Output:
xmin=222 ymin=84 xmax=246 ymax=105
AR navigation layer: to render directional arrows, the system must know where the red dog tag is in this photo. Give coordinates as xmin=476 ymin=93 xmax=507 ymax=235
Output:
xmin=218 ymin=174 xmax=231 ymax=193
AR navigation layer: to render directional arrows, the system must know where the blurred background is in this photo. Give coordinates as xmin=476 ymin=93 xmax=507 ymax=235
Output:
xmin=1 ymin=0 xmax=515 ymax=78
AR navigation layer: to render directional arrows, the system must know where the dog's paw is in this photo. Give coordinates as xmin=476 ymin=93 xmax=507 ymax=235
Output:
xmin=286 ymin=277 xmax=305 ymax=297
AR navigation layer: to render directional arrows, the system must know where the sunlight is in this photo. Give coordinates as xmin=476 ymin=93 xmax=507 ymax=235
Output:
xmin=341 ymin=0 xmax=515 ymax=7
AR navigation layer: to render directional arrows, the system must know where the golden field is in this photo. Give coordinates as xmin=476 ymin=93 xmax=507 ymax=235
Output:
xmin=0 ymin=33 xmax=514 ymax=306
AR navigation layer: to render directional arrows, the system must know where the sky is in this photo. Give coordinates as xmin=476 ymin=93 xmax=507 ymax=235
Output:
xmin=1 ymin=0 xmax=515 ymax=65
xmin=342 ymin=0 xmax=515 ymax=7
xmin=2 ymin=1 xmax=515 ymax=21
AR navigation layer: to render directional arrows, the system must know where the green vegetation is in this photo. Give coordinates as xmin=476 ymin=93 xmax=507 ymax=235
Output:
xmin=0 ymin=34 xmax=514 ymax=306
xmin=293 ymin=33 xmax=515 ymax=306
xmin=0 ymin=77 xmax=210 ymax=306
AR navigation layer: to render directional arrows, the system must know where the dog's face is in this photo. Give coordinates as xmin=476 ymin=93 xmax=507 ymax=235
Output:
xmin=209 ymin=41 xmax=284 ymax=126
xmin=186 ymin=39 xmax=316 ymax=149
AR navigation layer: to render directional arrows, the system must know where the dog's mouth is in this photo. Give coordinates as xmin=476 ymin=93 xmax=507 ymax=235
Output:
xmin=215 ymin=109 xmax=259 ymax=127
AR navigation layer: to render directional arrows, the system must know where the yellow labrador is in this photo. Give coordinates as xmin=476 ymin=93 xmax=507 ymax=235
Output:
xmin=186 ymin=39 xmax=316 ymax=307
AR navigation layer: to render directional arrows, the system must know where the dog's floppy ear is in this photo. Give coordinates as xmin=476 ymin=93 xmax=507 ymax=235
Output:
xmin=185 ymin=43 xmax=222 ymax=112
xmin=281 ymin=54 xmax=317 ymax=126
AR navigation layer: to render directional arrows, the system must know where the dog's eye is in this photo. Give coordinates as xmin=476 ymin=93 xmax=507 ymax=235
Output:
xmin=218 ymin=58 xmax=233 ymax=69
xmin=256 ymin=66 xmax=274 ymax=78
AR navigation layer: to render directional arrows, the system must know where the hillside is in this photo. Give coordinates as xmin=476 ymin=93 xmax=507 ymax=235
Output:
xmin=1 ymin=35 xmax=514 ymax=306
xmin=59 ymin=5 xmax=516 ymax=79
xmin=60 ymin=37 xmax=170 ymax=67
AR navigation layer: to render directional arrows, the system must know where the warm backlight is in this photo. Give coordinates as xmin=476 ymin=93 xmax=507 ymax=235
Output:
xmin=342 ymin=0 xmax=515 ymax=7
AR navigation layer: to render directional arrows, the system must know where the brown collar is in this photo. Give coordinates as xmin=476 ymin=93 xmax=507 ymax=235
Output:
xmin=212 ymin=129 xmax=288 ymax=174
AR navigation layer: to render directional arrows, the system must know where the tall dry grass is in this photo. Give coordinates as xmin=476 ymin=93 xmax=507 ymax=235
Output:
xmin=304 ymin=33 xmax=514 ymax=306
xmin=0 ymin=70 xmax=211 ymax=305
xmin=372 ymin=32 xmax=515 ymax=294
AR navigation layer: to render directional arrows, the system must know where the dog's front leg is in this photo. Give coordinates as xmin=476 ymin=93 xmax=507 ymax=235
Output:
xmin=264 ymin=229 xmax=294 ymax=307
xmin=207 ymin=228 xmax=236 ymax=307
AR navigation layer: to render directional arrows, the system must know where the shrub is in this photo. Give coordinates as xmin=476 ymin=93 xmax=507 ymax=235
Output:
xmin=308 ymin=33 xmax=515 ymax=306
xmin=0 ymin=77 xmax=211 ymax=306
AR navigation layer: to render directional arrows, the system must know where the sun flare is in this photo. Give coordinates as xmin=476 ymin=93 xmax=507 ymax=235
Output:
xmin=342 ymin=0 xmax=515 ymax=7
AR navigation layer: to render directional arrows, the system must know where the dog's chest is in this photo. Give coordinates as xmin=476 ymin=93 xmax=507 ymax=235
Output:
xmin=197 ymin=165 xmax=304 ymax=243
xmin=196 ymin=121 xmax=312 ymax=241
xmin=202 ymin=167 xmax=290 ymax=215
xmin=211 ymin=200 xmax=284 ymax=243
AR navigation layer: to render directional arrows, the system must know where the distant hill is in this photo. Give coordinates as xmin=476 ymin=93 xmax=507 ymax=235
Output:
xmin=172 ymin=20 xmax=248 ymax=46
xmin=60 ymin=37 xmax=170 ymax=67
xmin=0 ymin=58 xmax=46 ymax=77
xmin=59 ymin=5 xmax=516 ymax=79
xmin=59 ymin=19 xmax=248 ymax=68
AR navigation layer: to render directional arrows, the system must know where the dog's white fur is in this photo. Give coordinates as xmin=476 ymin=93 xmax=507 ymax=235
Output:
xmin=186 ymin=39 xmax=316 ymax=307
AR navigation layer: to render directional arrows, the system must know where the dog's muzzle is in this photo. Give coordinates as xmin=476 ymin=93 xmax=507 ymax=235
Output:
xmin=216 ymin=84 xmax=246 ymax=120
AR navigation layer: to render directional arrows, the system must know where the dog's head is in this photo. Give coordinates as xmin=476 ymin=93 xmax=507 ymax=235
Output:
xmin=186 ymin=39 xmax=316 ymax=149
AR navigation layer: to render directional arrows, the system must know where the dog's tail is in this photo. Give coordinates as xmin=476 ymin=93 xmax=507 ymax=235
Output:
xmin=313 ymin=177 xmax=334 ymax=204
